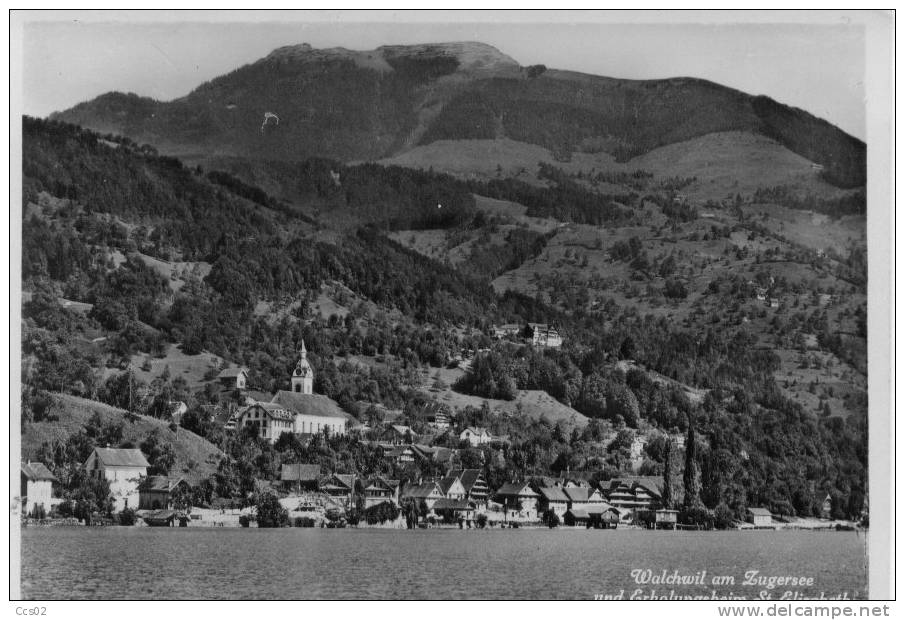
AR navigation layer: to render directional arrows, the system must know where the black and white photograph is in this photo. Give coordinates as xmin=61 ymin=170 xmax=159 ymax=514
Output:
xmin=9 ymin=10 xmax=895 ymax=605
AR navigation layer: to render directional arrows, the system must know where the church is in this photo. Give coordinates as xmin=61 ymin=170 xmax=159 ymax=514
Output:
xmin=236 ymin=341 xmax=349 ymax=443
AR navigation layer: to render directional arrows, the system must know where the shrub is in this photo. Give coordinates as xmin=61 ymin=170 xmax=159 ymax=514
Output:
xmin=475 ymin=513 xmax=488 ymax=529
xmin=293 ymin=516 xmax=316 ymax=527
xmin=118 ymin=507 xmax=137 ymax=526
xmin=255 ymin=492 xmax=289 ymax=528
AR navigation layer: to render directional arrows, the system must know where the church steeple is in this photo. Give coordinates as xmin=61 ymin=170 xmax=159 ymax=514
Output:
xmin=291 ymin=340 xmax=313 ymax=394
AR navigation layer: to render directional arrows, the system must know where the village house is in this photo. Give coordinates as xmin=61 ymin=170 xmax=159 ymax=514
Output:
xmin=639 ymin=508 xmax=679 ymax=529
xmin=537 ymin=487 xmax=570 ymax=517
xmin=401 ymin=481 xmax=445 ymax=512
xmin=495 ymin=482 xmax=540 ymax=521
xmin=563 ymin=486 xmax=607 ymax=509
xmin=459 ymin=426 xmax=492 ymax=447
xmin=525 ymin=323 xmax=563 ymax=348
xmin=84 ymin=447 xmax=150 ymax=512
xmin=281 ymin=463 xmax=321 ymax=493
xmin=384 ymin=445 xmax=417 ymax=465
xmin=381 ymin=425 xmax=415 ymax=445
xmin=236 ymin=403 xmax=295 ymax=444
xmin=217 ymin=366 xmax=249 ymax=390
xmin=425 ymin=403 xmax=451 ymax=430
xmin=565 ymin=504 xmax=621 ymax=528
xmin=438 ymin=475 xmax=467 ymax=500
xmin=445 ymin=469 xmax=489 ymax=505
xmin=138 ymin=476 xmax=190 ymax=510
xmin=492 ymin=323 xmax=522 ymax=340
xmin=362 ymin=477 xmax=400 ymax=508
xmin=20 ymin=462 xmax=57 ymax=517
xmin=432 ymin=498 xmax=477 ymax=524
xmin=604 ymin=478 xmax=663 ymax=513
xmin=320 ymin=474 xmax=355 ymax=507
xmin=747 ymin=507 xmax=774 ymax=528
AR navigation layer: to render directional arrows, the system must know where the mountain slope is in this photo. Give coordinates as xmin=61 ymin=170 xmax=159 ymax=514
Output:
xmin=51 ymin=42 xmax=865 ymax=188
xmin=22 ymin=393 xmax=224 ymax=485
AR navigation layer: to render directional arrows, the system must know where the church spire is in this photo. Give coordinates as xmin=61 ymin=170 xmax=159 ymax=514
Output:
xmin=291 ymin=339 xmax=313 ymax=394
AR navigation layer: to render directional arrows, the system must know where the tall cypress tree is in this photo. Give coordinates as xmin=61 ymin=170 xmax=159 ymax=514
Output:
xmin=662 ymin=439 xmax=674 ymax=509
xmin=683 ymin=415 xmax=703 ymax=510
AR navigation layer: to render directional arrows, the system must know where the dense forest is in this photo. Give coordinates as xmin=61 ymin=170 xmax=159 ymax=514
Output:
xmin=20 ymin=117 xmax=867 ymax=522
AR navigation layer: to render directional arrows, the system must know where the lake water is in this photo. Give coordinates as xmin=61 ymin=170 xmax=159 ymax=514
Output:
xmin=20 ymin=527 xmax=869 ymax=600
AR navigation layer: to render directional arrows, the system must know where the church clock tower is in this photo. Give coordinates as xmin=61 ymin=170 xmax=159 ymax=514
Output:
xmin=291 ymin=340 xmax=314 ymax=394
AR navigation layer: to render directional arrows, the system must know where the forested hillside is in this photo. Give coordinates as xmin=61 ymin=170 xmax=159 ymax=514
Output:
xmin=21 ymin=116 xmax=867 ymax=521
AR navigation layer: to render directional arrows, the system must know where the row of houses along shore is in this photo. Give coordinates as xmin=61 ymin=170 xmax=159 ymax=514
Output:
xmin=19 ymin=342 xmax=824 ymax=530
xmin=21 ymin=447 xmax=792 ymax=530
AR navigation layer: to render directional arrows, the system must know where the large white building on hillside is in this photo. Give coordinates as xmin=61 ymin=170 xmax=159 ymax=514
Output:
xmin=236 ymin=342 xmax=348 ymax=443
xmin=84 ymin=448 xmax=149 ymax=512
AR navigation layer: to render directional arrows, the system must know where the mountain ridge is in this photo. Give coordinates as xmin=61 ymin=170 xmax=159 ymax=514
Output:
xmin=50 ymin=41 xmax=865 ymax=188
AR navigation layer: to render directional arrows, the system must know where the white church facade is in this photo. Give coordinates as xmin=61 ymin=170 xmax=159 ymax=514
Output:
xmin=236 ymin=341 xmax=348 ymax=443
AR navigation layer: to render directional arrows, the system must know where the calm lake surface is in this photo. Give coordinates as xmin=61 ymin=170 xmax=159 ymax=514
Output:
xmin=20 ymin=527 xmax=868 ymax=600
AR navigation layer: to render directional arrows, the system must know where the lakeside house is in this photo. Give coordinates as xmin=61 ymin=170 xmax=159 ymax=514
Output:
xmin=564 ymin=504 xmax=620 ymax=528
xmin=20 ymin=462 xmax=57 ymax=517
xmin=401 ymin=481 xmax=445 ymax=512
xmin=321 ymin=474 xmax=355 ymax=507
xmin=638 ymin=508 xmax=679 ymax=529
xmin=362 ymin=477 xmax=400 ymax=508
xmin=495 ymin=482 xmax=540 ymax=521
xmin=538 ymin=487 xmax=570 ymax=517
xmin=747 ymin=507 xmax=774 ymax=528
xmin=445 ymin=469 xmax=489 ymax=505
xmin=438 ymin=475 xmax=468 ymax=500
xmin=563 ymin=486 xmax=606 ymax=509
xmin=281 ymin=463 xmax=321 ymax=493
xmin=603 ymin=477 xmax=663 ymax=512
xmin=138 ymin=476 xmax=190 ymax=510
xmin=84 ymin=447 xmax=150 ymax=512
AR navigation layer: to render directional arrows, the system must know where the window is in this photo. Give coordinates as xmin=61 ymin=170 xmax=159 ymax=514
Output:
xmin=295 ymin=384 xmax=301 ymax=393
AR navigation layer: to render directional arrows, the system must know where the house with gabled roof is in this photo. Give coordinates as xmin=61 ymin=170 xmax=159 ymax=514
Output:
xmin=381 ymin=424 xmax=415 ymax=445
xmin=495 ymin=481 xmax=540 ymax=521
xmin=401 ymin=481 xmax=445 ymax=511
xmin=362 ymin=477 xmax=400 ymax=508
xmin=537 ymin=487 xmax=570 ymax=517
xmin=236 ymin=402 xmax=295 ymax=444
xmin=747 ymin=507 xmax=774 ymax=528
xmin=281 ymin=463 xmax=321 ymax=492
xmin=84 ymin=447 xmax=150 ymax=512
xmin=138 ymin=476 xmax=190 ymax=510
xmin=445 ymin=469 xmax=489 ymax=505
xmin=217 ymin=366 xmax=248 ymax=390
xmin=438 ymin=475 xmax=467 ymax=500
xmin=320 ymin=474 xmax=355 ymax=506
xmin=20 ymin=462 xmax=57 ymax=517
xmin=563 ymin=486 xmax=606 ymax=509
xmin=459 ymin=426 xmax=492 ymax=447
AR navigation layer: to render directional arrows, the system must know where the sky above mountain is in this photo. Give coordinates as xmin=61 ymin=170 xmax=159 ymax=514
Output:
xmin=20 ymin=15 xmax=866 ymax=140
